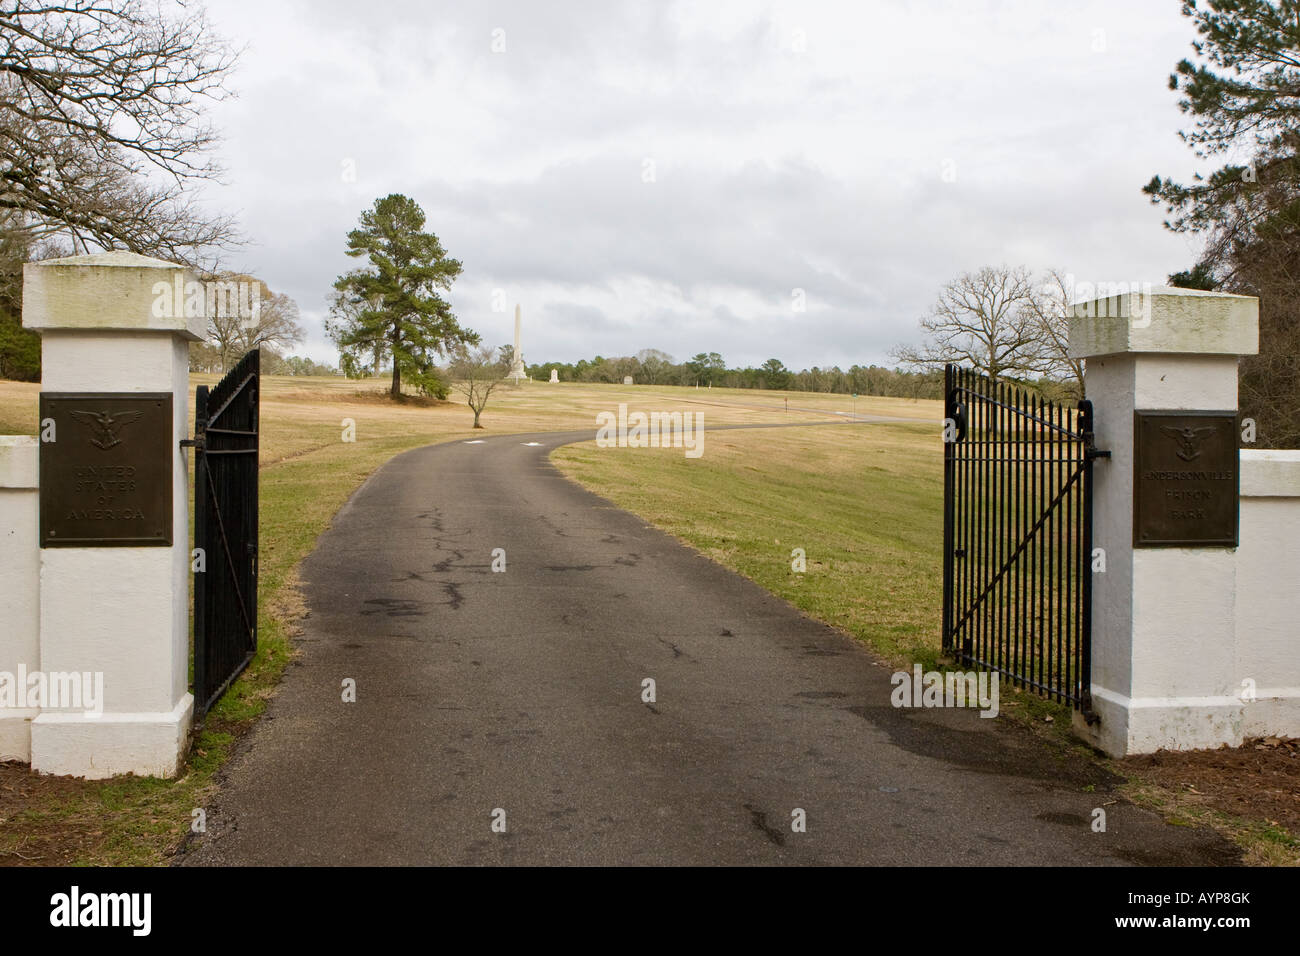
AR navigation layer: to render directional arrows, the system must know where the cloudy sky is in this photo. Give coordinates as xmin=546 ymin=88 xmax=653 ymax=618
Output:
xmin=198 ymin=0 xmax=1214 ymax=370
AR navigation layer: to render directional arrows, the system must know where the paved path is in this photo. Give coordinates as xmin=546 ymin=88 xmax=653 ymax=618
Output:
xmin=184 ymin=426 xmax=1235 ymax=866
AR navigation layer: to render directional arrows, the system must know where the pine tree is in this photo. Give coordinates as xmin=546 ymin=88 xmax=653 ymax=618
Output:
xmin=1145 ymin=0 xmax=1300 ymax=447
xmin=328 ymin=195 xmax=477 ymax=397
xmin=1144 ymin=0 xmax=1300 ymax=235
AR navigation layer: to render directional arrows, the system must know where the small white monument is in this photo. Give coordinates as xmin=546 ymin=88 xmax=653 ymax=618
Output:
xmin=623 ymin=375 xmax=633 ymax=386
xmin=549 ymin=368 xmax=559 ymax=383
xmin=510 ymin=304 xmax=525 ymax=384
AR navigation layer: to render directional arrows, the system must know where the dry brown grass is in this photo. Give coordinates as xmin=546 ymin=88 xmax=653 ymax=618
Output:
xmin=2 ymin=373 xmax=935 ymax=463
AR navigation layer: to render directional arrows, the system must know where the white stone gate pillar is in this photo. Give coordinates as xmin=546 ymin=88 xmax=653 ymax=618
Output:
xmin=1069 ymin=286 xmax=1258 ymax=757
xmin=22 ymin=251 xmax=203 ymax=778
xmin=0 ymin=436 xmax=39 ymax=760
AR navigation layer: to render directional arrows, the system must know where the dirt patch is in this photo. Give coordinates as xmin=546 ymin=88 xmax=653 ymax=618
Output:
xmin=0 ymin=762 xmax=106 ymax=865
xmin=1120 ymin=736 xmax=1300 ymax=835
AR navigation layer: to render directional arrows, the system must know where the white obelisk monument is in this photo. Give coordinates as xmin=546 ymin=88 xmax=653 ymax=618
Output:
xmin=510 ymin=304 xmax=525 ymax=384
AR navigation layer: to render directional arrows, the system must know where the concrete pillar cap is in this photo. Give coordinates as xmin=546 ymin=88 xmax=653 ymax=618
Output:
xmin=22 ymin=251 xmax=206 ymax=341
xmin=1068 ymin=285 xmax=1258 ymax=360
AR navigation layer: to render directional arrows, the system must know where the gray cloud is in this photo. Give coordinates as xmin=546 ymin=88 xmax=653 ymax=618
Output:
xmin=202 ymin=0 xmax=1206 ymax=370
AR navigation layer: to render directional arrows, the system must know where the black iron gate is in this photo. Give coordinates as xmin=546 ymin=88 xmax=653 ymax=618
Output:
xmin=942 ymin=364 xmax=1106 ymax=718
xmin=192 ymin=349 xmax=260 ymax=717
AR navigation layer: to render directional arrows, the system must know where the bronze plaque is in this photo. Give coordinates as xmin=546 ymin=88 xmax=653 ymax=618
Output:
xmin=39 ymin=393 xmax=173 ymax=547
xmin=1134 ymin=410 xmax=1238 ymax=548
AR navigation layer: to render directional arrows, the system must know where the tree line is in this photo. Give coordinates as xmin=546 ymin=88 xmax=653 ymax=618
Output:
xmin=527 ymin=350 xmax=1078 ymax=403
xmin=533 ymin=352 xmax=945 ymax=399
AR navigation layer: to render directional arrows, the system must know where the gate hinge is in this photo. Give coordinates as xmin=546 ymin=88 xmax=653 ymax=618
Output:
xmin=1086 ymin=447 xmax=1111 ymax=461
xmin=180 ymin=437 xmax=204 ymax=451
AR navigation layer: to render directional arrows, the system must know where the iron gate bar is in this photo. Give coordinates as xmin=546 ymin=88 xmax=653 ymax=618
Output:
xmin=198 ymin=452 xmax=255 ymax=641
xmin=1000 ymin=385 xmax=1008 ymax=675
xmin=192 ymin=349 xmax=260 ymax=718
xmin=204 ymin=373 xmax=257 ymax=424
xmin=941 ymin=364 xmax=1105 ymax=717
xmin=192 ymin=383 xmax=209 ymax=714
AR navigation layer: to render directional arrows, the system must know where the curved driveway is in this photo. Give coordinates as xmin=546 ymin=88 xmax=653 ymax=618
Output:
xmin=183 ymin=425 xmax=1235 ymax=866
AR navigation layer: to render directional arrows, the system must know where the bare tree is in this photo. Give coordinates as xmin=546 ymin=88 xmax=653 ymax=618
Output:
xmin=240 ymin=285 xmax=303 ymax=361
xmin=188 ymin=339 xmax=220 ymax=373
xmin=450 ymin=344 xmax=506 ymax=428
xmin=636 ymin=348 xmax=674 ymax=384
xmin=205 ymin=273 xmax=304 ymax=372
xmin=892 ymin=265 xmax=1047 ymax=383
xmin=0 ymin=1 xmax=240 ymax=266
xmin=1023 ymin=267 xmax=1085 ymax=396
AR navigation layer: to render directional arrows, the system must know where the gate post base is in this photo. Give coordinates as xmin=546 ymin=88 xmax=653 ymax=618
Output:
xmin=1072 ymin=686 xmax=1244 ymax=757
xmin=30 ymin=694 xmax=194 ymax=780
xmin=0 ymin=709 xmax=40 ymax=763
